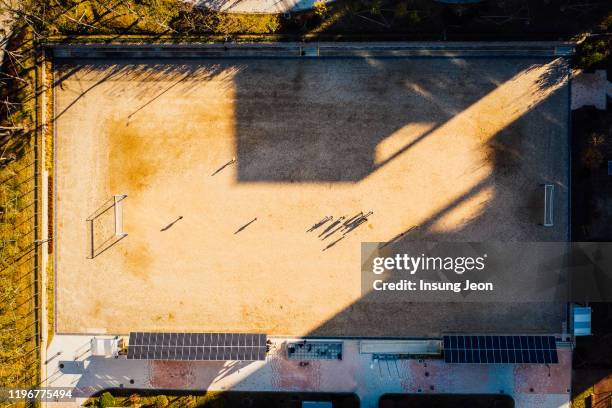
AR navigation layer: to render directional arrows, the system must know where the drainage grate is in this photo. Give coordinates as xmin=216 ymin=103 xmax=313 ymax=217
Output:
xmin=287 ymin=341 xmax=342 ymax=360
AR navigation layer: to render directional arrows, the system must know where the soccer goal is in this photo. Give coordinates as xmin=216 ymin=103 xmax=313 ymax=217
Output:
xmin=86 ymin=194 xmax=128 ymax=259
xmin=113 ymin=194 xmax=127 ymax=237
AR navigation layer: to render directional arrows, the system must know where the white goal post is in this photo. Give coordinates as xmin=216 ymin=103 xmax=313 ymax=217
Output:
xmin=86 ymin=194 xmax=128 ymax=259
xmin=113 ymin=194 xmax=127 ymax=237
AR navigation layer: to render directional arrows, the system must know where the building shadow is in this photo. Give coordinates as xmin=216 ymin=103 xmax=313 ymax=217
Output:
xmin=276 ymin=63 xmax=570 ymax=337
xmin=232 ymin=56 xmax=523 ymax=182
xmin=221 ymin=51 xmax=572 ymax=403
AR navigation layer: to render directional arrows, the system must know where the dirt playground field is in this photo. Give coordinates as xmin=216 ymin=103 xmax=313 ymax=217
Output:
xmin=53 ymin=52 xmax=570 ymax=336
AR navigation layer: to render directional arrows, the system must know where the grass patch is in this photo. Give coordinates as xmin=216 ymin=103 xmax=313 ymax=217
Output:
xmin=0 ymin=17 xmax=41 ymax=395
xmin=32 ymin=1 xmax=283 ymax=36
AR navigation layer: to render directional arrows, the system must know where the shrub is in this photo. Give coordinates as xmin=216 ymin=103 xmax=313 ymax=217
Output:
xmin=406 ymin=10 xmax=420 ymax=24
xmin=600 ymin=12 xmax=612 ymax=31
xmin=394 ymin=2 xmax=409 ymax=18
xmin=590 ymin=133 xmax=605 ymax=147
xmin=582 ymin=145 xmax=604 ymax=170
xmin=182 ymin=395 xmax=197 ymax=408
xmin=215 ymin=13 xmax=281 ymax=34
xmin=200 ymin=392 xmax=226 ymax=408
xmin=577 ymin=39 xmax=610 ymax=69
xmin=369 ymin=0 xmax=382 ymax=16
xmin=314 ymin=1 xmax=328 ymax=18
xmin=266 ymin=15 xmax=280 ymax=32
xmin=99 ymin=392 xmax=115 ymax=408
xmin=155 ymin=395 xmax=169 ymax=408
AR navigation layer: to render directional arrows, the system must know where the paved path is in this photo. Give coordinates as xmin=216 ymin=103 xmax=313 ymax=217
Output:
xmin=193 ymin=0 xmax=333 ymax=13
xmin=46 ymin=335 xmax=571 ymax=407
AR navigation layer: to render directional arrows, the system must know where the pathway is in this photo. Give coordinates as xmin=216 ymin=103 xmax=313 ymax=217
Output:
xmin=45 ymin=335 xmax=571 ymax=408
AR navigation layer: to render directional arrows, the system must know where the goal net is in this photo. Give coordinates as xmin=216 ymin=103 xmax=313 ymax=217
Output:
xmin=86 ymin=194 xmax=128 ymax=259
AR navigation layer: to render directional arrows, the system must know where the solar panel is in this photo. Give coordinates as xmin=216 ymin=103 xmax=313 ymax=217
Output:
xmin=127 ymin=332 xmax=267 ymax=361
xmin=443 ymin=335 xmax=558 ymax=364
xmin=287 ymin=341 xmax=343 ymax=360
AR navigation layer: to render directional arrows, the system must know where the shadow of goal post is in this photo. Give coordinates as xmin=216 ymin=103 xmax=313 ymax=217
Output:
xmin=86 ymin=194 xmax=128 ymax=259
xmin=543 ymin=184 xmax=554 ymax=227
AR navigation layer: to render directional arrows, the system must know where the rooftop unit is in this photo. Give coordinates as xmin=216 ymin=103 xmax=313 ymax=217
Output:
xmin=571 ymin=305 xmax=592 ymax=336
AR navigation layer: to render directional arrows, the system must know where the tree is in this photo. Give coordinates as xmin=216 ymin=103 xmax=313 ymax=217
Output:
xmin=394 ymin=2 xmax=409 ymax=18
xmin=577 ymin=39 xmax=610 ymax=69
xmin=582 ymin=133 xmax=606 ymax=170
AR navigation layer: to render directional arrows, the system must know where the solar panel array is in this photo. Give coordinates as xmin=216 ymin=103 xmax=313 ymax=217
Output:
xmin=127 ymin=332 xmax=267 ymax=361
xmin=443 ymin=335 xmax=558 ymax=364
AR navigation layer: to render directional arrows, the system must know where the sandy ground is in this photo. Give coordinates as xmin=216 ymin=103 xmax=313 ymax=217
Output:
xmin=53 ymin=55 xmax=569 ymax=336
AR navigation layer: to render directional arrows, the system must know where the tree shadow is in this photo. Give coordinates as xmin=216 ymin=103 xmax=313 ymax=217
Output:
xmin=283 ymin=0 xmax=612 ymax=41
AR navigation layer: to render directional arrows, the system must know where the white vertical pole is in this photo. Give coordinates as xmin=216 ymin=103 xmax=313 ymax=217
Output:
xmin=114 ymin=195 xmax=120 ymax=236
xmin=88 ymin=219 xmax=94 ymax=258
xmin=114 ymin=194 xmax=127 ymax=237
